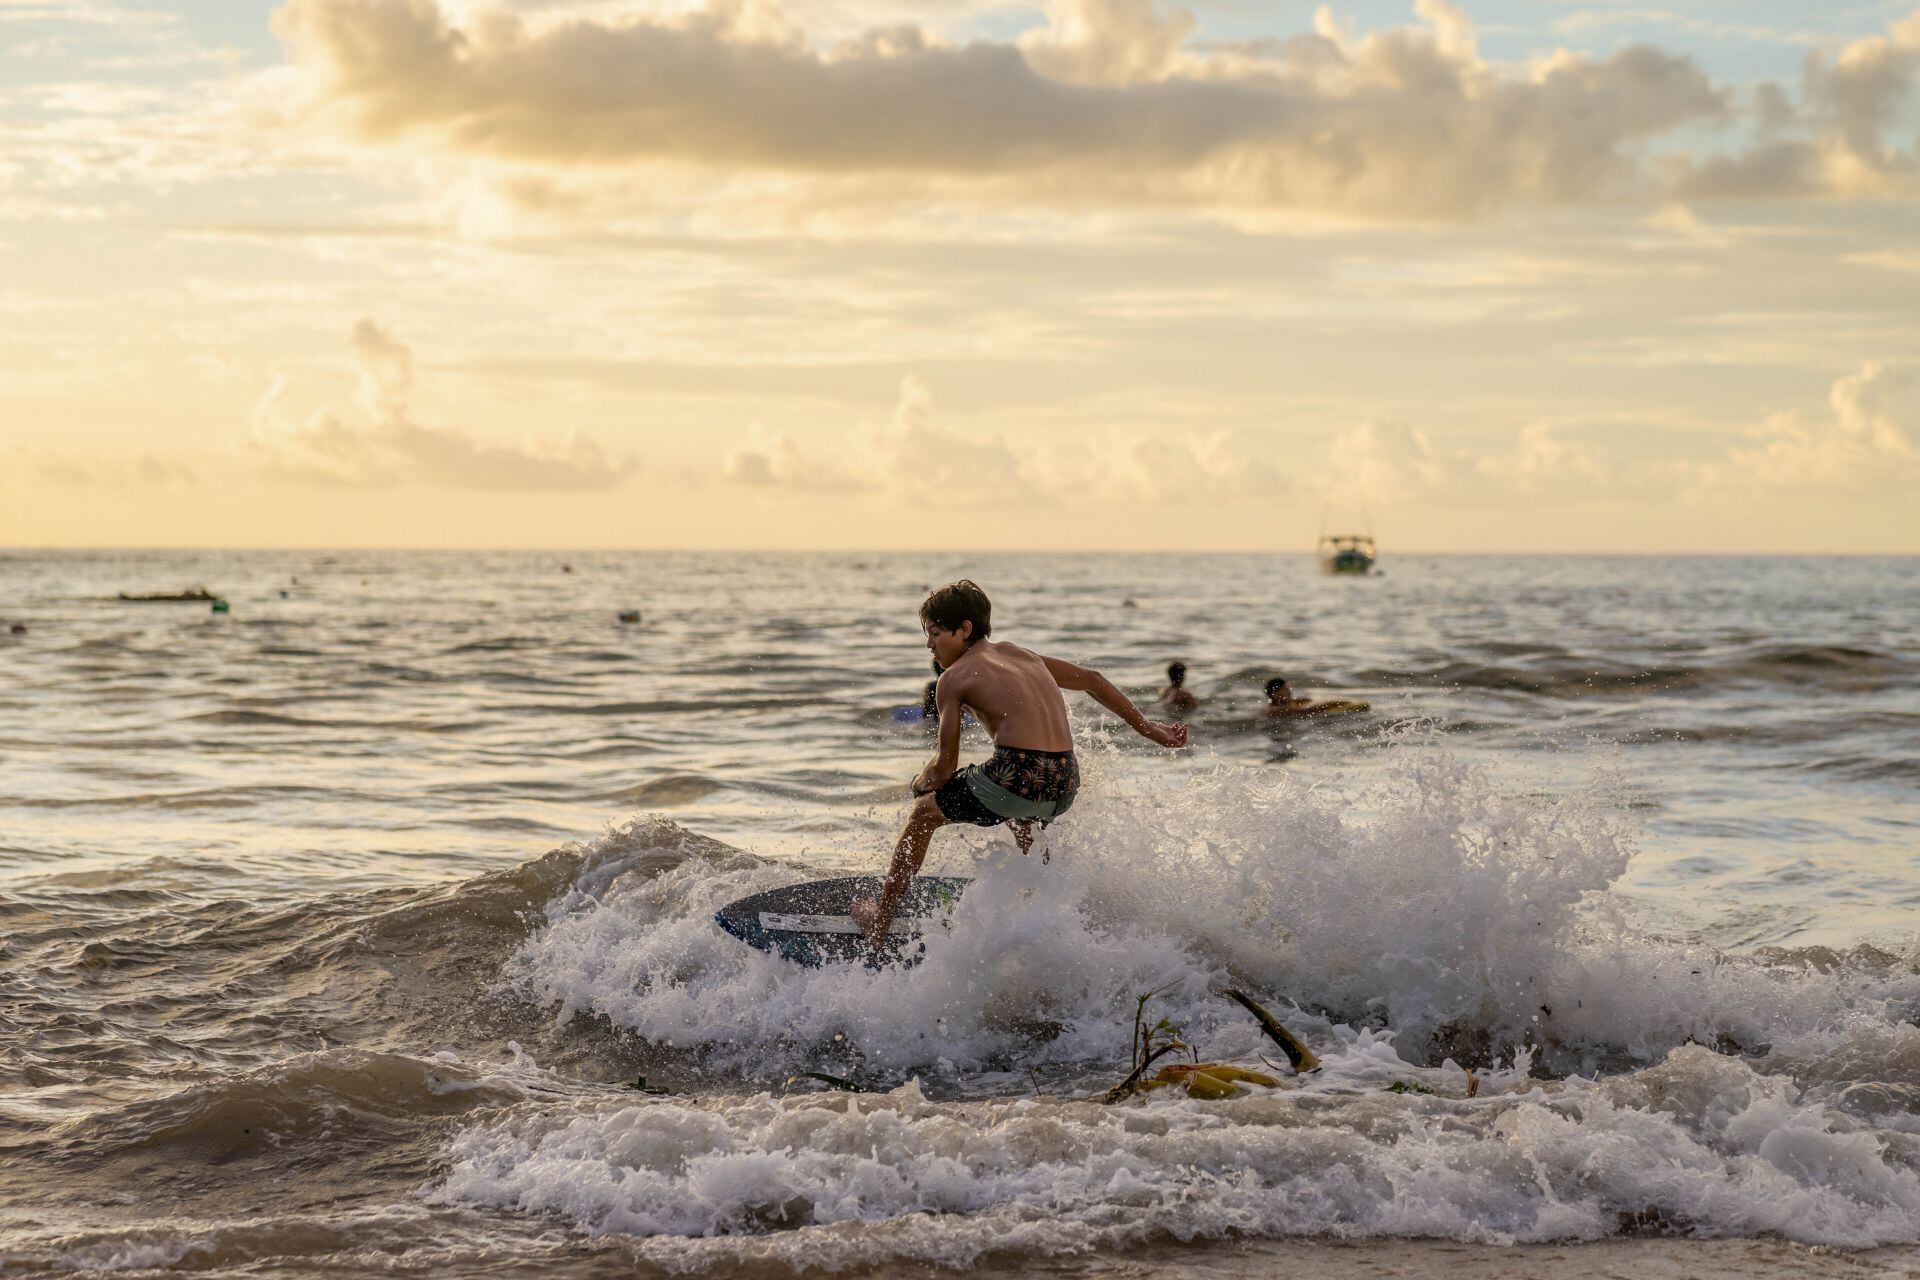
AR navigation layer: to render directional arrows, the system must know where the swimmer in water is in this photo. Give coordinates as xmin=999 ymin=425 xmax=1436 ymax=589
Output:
xmin=851 ymin=580 xmax=1187 ymax=951
xmin=920 ymin=659 xmax=941 ymax=722
xmin=1266 ymin=676 xmax=1371 ymax=719
xmin=1263 ymin=675 xmax=1331 ymax=717
xmin=1158 ymin=661 xmax=1199 ymax=713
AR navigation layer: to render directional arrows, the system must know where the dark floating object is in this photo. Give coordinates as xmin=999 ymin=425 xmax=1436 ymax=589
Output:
xmin=8 ymin=624 xmax=24 ymax=635
xmin=210 ymin=599 xmax=231 ymax=615
xmin=561 ymin=563 xmax=573 ymax=573
xmin=1121 ymin=598 xmax=1138 ymax=609
xmin=786 ymin=1071 xmax=868 ymax=1093
xmin=617 ymin=609 xmax=642 ymax=624
xmin=118 ymin=587 xmax=217 ymax=603
xmin=1222 ymin=988 xmax=1321 ymax=1072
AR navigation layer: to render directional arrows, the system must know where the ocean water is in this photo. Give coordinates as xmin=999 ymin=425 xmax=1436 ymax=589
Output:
xmin=2 ymin=549 xmax=1918 ymax=1278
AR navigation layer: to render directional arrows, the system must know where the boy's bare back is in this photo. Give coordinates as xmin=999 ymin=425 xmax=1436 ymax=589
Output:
xmin=939 ymin=640 xmax=1073 ymax=752
xmin=851 ymin=579 xmax=1186 ymax=950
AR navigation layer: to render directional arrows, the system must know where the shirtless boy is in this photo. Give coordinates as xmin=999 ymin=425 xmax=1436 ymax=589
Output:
xmin=850 ymin=580 xmax=1187 ymax=950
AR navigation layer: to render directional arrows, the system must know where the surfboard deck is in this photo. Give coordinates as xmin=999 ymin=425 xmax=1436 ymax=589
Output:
xmin=1307 ymin=698 xmax=1370 ymax=714
xmin=714 ymin=875 xmax=971 ymax=968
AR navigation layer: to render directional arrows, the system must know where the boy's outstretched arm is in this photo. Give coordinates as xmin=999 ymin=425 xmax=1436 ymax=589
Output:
xmin=1041 ymin=655 xmax=1189 ymax=748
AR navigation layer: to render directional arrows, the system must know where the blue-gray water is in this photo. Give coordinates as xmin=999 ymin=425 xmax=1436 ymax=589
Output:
xmin=3 ymin=551 xmax=1918 ymax=1277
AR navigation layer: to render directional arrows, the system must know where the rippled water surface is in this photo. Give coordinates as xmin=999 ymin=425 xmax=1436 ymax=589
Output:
xmin=2 ymin=550 xmax=1918 ymax=1277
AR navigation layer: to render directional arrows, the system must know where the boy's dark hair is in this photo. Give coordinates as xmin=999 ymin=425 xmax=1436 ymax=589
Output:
xmin=920 ymin=580 xmax=991 ymax=643
xmin=1265 ymin=676 xmax=1289 ymax=698
xmin=1167 ymin=662 xmax=1187 ymax=686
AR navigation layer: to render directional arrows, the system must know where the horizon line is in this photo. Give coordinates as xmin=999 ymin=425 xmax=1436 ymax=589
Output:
xmin=3 ymin=545 xmax=1916 ymax=558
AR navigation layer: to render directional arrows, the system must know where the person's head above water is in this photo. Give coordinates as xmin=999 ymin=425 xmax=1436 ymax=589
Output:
xmin=1265 ymin=676 xmax=1291 ymax=700
xmin=920 ymin=580 xmax=991 ymax=666
xmin=1167 ymin=661 xmax=1187 ymax=687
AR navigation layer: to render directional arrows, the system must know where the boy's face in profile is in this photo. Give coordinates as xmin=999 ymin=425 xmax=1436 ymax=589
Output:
xmin=924 ymin=621 xmax=971 ymax=668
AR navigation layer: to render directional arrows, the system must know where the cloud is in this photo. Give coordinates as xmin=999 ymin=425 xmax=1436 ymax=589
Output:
xmin=1679 ymin=9 xmax=1920 ymax=200
xmin=1320 ymin=362 xmax=1919 ymax=507
xmin=1323 ymin=418 xmax=1452 ymax=499
xmin=269 ymin=0 xmax=1752 ymax=221
xmin=251 ymin=320 xmax=636 ymax=490
xmin=723 ymin=427 xmax=869 ymax=492
xmin=858 ymin=374 xmax=1035 ymax=499
xmin=1017 ymin=0 xmax=1196 ymax=87
xmin=5 ymin=449 xmax=197 ymax=489
xmin=1551 ymin=9 xmax=1819 ymax=47
xmin=0 ymin=2 xmax=176 ymax=29
xmin=1493 ymin=421 xmax=1614 ymax=491
xmin=724 ymin=375 xmax=1032 ymax=501
xmin=1725 ymin=360 xmax=1917 ymax=492
xmin=1076 ymin=429 xmax=1282 ymax=504
xmin=1324 ymin=416 xmax=1646 ymax=505
xmin=722 ymin=375 xmax=1279 ymax=504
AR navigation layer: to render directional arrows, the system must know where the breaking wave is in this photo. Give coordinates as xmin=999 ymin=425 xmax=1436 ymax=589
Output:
xmin=418 ymin=750 xmax=1920 ymax=1262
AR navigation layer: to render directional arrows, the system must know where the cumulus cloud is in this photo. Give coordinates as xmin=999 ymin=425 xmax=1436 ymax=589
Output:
xmin=1076 ymin=429 xmax=1281 ymax=503
xmin=1323 ymin=362 xmax=1920 ymax=507
xmin=268 ymin=0 xmax=1760 ymax=220
xmin=1017 ymin=0 xmax=1196 ymax=87
xmin=723 ymin=427 xmax=869 ymax=492
xmin=1494 ymin=421 xmax=1614 ymax=490
xmin=1324 ymin=416 xmax=1636 ymax=504
xmin=724 ymin=376 xmax=1032 ymax=501
xmin=1725 ymin=360 xmax=1917 ymax=492
xmin=251 ymin=320 xmax=635 ymax=490
xmin=723 ymin=375 xmax=1278 ymax=505
xmin=1680 ymin=8 xmax=1920 ymax=199
xmin=1324 ymin=418 xmax=1452 ymax=499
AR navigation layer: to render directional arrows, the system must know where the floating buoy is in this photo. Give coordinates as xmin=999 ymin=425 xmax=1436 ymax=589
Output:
xmin=8 ymin=623 xmax=24 ymax=635
xmin=617 ymin=609 xmax=641 ymax=624
xmin=211 ymin=599 xmax=230 ymax=614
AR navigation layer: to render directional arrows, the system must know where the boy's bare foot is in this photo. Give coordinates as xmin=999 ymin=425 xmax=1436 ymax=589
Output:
xmin=850 ymin=897 xmax=892 ymax=949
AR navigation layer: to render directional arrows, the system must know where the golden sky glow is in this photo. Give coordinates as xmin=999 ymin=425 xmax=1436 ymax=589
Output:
xmin=2 ymin=0 xmax=1918 ymax=551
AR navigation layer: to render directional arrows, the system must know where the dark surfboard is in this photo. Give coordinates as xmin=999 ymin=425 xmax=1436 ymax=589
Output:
xmin=713 ymin=875 xmax=971 ymax=968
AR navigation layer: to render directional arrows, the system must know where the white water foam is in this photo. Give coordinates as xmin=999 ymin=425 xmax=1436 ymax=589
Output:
xmin=502 ymin=750 xmax=1917 ymax=1078
xmin=431 ymin=1045 xmax=1920 ymax=1268
xmin=451 ymin=750 xmax=1920 ymax=1261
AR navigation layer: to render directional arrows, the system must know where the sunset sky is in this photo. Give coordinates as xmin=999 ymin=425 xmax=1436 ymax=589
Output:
xmin=2 ymin=0 xmax=1917 ymax=551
